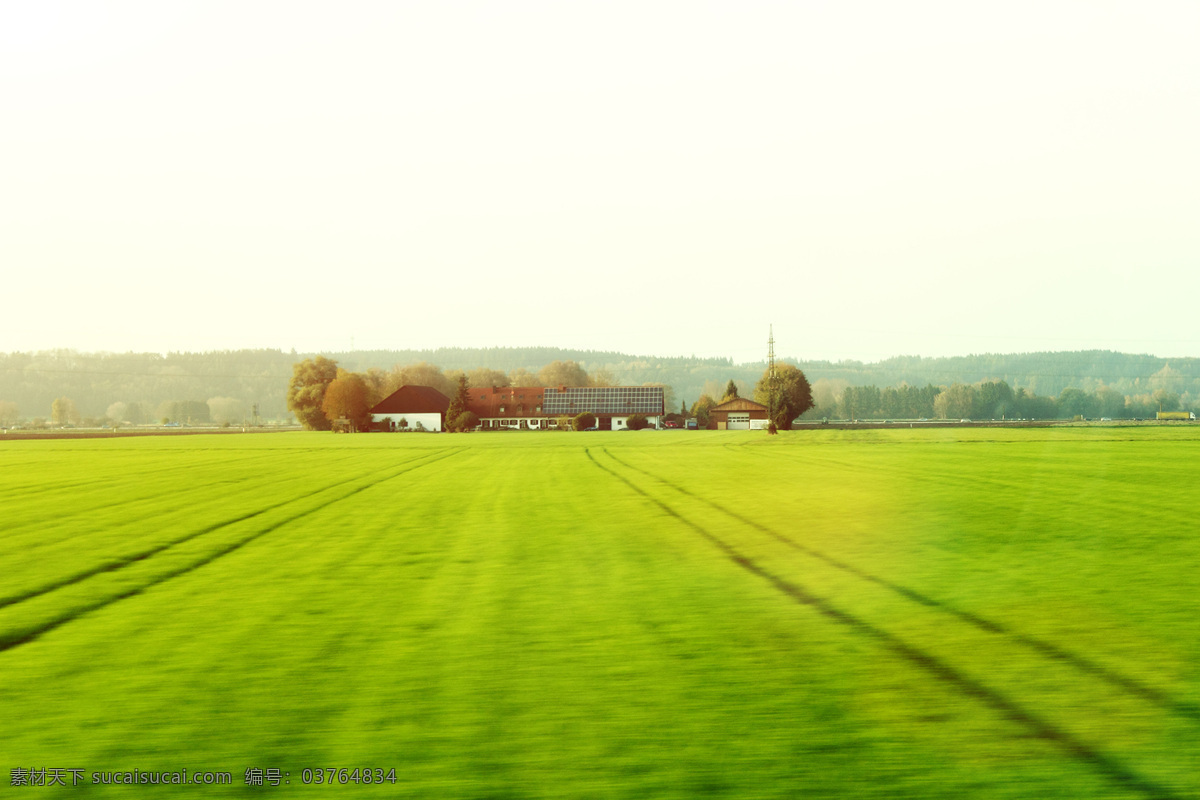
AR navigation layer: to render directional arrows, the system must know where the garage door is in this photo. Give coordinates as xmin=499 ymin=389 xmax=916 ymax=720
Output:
xmin=727 ymin=413 xmax=751 ymax=430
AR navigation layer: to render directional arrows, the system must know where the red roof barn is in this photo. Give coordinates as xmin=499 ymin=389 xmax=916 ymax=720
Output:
xmin=370 ymin=385 xmax=450 ymax=431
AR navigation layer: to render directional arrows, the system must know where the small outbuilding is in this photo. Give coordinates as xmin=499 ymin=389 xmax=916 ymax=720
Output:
xmin=370 ymin=385 xmax=451 ymax=432
xmin=709 ymin=397 xmax=769 ymax=430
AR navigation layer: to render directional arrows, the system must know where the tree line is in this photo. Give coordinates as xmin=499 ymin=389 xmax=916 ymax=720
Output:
xmin=819 ymin=380 xmax=1185 ymax=421
xmin=2 ymin=347 xmax=1197 ymax=429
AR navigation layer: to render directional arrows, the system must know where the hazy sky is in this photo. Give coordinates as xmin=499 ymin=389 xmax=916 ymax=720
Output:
xmin=3 ymin=1 xmax=1197 ymax=364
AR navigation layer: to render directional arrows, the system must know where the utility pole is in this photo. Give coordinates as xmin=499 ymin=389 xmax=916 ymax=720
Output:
xmin=767 ymin=324 xmax=777 ymax=434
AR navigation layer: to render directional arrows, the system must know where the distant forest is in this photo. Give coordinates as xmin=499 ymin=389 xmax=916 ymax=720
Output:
xmin=1 ymin=347 xmax=1197 ymax=426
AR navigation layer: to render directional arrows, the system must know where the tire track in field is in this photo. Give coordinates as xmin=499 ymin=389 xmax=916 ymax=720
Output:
xmin=603 ymin=448 xmax=1200 ymax=724
xmin=0 ymin=448 xmax=452 ymax=610
xmin=0 ymin=448 xmax=466 ymax=653
xmin=586 ymin=448 xmax=1189 ymax=800
xmin=0 ymin=451 xmax=365 ymax=546
xmin=0 ymin=450 xmax=295 ymax=500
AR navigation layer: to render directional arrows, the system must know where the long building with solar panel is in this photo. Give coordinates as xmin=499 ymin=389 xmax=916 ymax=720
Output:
xmin=467 ymin=385 xmax=665 ymax=431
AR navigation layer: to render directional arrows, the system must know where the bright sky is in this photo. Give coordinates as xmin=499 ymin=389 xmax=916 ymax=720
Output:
xmin=2 ymin=1 xmax=1197 ymax=364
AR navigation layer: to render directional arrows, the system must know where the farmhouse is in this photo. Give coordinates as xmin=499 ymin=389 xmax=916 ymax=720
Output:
xmin=469 ymin=385 xmax=665 ymax=431
xmin=709 ymin=397 xmax=769 ymax=430
xmin=370 ymin=385 xmax=451 ymax=432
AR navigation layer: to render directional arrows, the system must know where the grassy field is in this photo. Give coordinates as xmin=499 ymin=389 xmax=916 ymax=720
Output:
xmin=1 ymin=428 xmax=1197 ymax=798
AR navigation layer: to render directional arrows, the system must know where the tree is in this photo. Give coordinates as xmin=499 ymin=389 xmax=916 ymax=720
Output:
xmin=934 ymin=383 xmax=977 ymax=420
xmin=810 ymin=378 xmax=849 ymax=417
xmin=207 ymin=396 xmax=246 ymax=426
xmin=691 ymin=395 xmax=717 ymax=428
xmin=572 ymin=412 xmax=597 ymax=431
xmin=446 ymin=374 xmax=472 ymax=432
xmin=391 ymin=362 xmax=454 ymax=397
xmin=722 ymin=380 xmax=739 ymax=402
xmin=589 ymin=368 xmax=617 ymax=387
xmin=0 ymin=400 xmax=19 ymax=427
xmin=51 ymin=396 xmax=79 ymax=426
xmin=626 ymin=413 xmax=649 ymax=430
xmin=1149 ymin=364 xmax=1185 ymax=394
xmin=539 ymin=360 xmax=589 ymax=387
xmin=1056 ymin=387 xmax=1095 ymax=419
xmin=555 ymin=415 xmax=572 ymax=431
xmin=467 ymin=367 xmax=509 ymax=389
xmin=453 ymin=411 xmax=480 ymax=431
xmin=180 ymin=400 xmax=210 ymax=424
xmin=362 ymin=367 xmax=392 ymax=406
xmin=753 ymin=364 xmax=814 ymax=429
xmin=106 ymin=401 xmax=128 ymax=424
xmin=1094 ymin=385 xmax=1126 ymax=419
xmin=977 ymin=380 xmax=1014 ymax=420
xmin=1023 ymin=393 xmax=1058 ymax=420
xmin=1151 ymin=388 xmax=1181 ymax=414
xmin=508 ymin=367 xmax=539 ymax=386
xmin=839 ymin=385 xmax=881 ymax=420
xmin=288 ymin=356 xmax=339 ymax=430
xmin=321 ymin=369 xmax=372 ymax=431
xmin=122 ymin=401 xmax=150 ymax=425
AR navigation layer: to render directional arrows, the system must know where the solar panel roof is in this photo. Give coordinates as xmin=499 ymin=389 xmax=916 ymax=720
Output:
xmin=543 ymin=386 xmax=664 ymax=415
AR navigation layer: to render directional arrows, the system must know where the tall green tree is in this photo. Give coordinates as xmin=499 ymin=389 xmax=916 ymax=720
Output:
xmin=977 ymin=380 xmax=1014 ymax=419
xmin=934 ymin=383 xmax=978 ymax=420
xmin=753 ymin=364 xmax=814 ymax=429
xmin=1094 ymin=385 xmax=1126 ymax=418
xmin=1056 ymin=387 xmax=1095 ymax=419
xmin=446 ymin=374 xmax=472 ymax=432
xmin=722 ymin=380 xmax=739 ymax=402
xmin=288 ymin=356 xmax=339 ymax=430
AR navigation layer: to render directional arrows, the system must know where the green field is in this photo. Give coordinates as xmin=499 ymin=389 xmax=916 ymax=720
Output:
xmin=1 ymin=429 xmax=1197 ymax=798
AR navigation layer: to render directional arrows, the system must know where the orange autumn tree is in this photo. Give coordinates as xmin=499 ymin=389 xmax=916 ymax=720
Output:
xmin=321 ymin=369 xmax=372 ymax=432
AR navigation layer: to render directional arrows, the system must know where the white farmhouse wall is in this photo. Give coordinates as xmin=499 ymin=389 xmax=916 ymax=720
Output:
xmin=373 ymin=412 xmax=442 ymax=432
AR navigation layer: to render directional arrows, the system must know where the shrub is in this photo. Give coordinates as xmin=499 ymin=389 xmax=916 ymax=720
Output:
xmin=453 ymin=411 xmax=480 ymax=431
xmin=555 ymin=415 xmax=572 ymax=431
xmin=626 ymin=414 xmax=649 ymax=430
xmin=572 ymin=412 xmax=597 ymax=431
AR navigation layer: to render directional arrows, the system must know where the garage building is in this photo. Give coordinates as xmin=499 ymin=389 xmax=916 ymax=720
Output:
xmin=709 ymin=397 xmax=769 ymax=430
